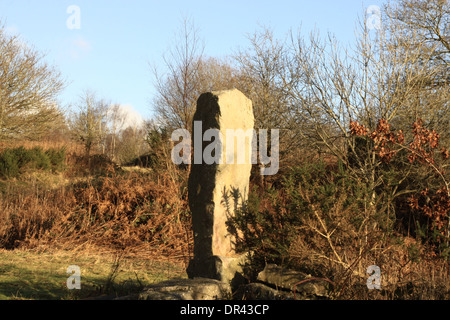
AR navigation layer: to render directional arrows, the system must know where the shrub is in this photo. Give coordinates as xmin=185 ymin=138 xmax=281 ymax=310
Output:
xmin=45 ymin=147 xmax=66 ymax=172
xmin=227 ymin=161 xmax=378 ymax=279
xmin=0 ymin=146 xmax=66 ymax=178
xmin=0 ymin=149 xmax=20 ymax=178
xmin=351 ymin=119 xmax=449 ymax=256
xmin=227 ymin=158 xmax=450 ymax=299
xmin=31 ymin=147 xmax=51 ymax=170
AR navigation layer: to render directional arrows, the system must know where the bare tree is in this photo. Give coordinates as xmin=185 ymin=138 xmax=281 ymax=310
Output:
xmin=233 ymin=27 xmax=309 ymax=171
xmin=114 ymin=125 xmax=148 ymax=164
xmin=69 ymin=90 xmax=109 ymax=157
xmin=234 ymin=28 xmax=289 ymax=130
xmin=242 ymin=3 xmax=448 ymax=214
xmin=151 ymin=17 xmax=204 ymax=132
xmin=0 ymin=23 xmax=65 ymax=140
xmin=106 ymin=103 xmax=127 ymax=161
xmin=151 ymin=18 xmax=240 ymax=133
xmin=386 ymin=0 xmax=449 ymax=77
xmin=196 ymin=56 xmax=241 ymax=95
xmin=227 ymin=4 xmax=449 ymax=270
xmin=384 ymin=0 xmax=450 ymax=145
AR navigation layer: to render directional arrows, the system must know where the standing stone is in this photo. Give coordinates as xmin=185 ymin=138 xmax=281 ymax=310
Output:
xmin=187 ymin=89 xmax=254 ymax=286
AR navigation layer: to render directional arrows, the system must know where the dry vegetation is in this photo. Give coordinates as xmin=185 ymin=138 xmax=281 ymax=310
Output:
xmin=0 ymin=0 xmax=449 ymax=300
xmin=0 ymin=141 xmax=193 ymax=265
xmin=1 ymin=134 xmax=448 ymax=300
xmin=232 ymin=159 xmax=450 ymax=300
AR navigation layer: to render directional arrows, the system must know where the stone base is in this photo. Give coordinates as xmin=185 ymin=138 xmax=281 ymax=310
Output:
xmin=257 ymin=264 xmax=330 ymax=298
xmin=186 ymin=254 xmax=248 ymax=288
xmin=234 ymin=283 xmax=295 ymax=300
xmin=116 ymin=278 xmax=232 ymax=300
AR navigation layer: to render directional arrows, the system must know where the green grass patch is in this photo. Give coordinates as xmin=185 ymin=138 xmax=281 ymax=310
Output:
xmin=0 ymin=249 xmax=187 ymax=300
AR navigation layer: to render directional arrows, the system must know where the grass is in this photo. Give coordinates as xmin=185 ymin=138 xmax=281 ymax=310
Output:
xmin=0 ymin=248 xmax=187 ymax=300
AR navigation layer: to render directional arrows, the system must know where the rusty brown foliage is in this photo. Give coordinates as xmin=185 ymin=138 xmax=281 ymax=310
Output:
xmin=0 ymin=159 xmax=193 ymax=264
xmin=351 ymin=118 xmax=449 ymax=244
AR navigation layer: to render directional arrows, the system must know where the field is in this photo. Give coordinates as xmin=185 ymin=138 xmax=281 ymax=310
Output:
xmin=0 ymin=138 xmax=449 ymax=300
xmin=0 ymin=248 xmax=185 ymax=300
xmin=0 ymin=140 xmax=192 ymax=300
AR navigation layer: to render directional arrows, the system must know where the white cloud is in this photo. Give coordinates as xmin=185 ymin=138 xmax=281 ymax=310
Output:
xmin=68 ymin=35 xmax=91 ymax=60
xmin=108 ymin=104 xmax=144 ymax=132
xmin=73 ymin=37 xmax=90 ymax=50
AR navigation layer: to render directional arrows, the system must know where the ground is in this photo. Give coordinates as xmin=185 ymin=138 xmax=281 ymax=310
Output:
xmin=0 ymin=248 xmax=186 ymax=300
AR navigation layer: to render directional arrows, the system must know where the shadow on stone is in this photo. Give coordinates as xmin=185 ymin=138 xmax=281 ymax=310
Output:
xmin=186 ymin=89 xmax=254 ymax=290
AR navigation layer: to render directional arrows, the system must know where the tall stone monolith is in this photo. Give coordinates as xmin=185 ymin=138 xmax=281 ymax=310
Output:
xmin=186 ymin=89 xmax=254 ymax=286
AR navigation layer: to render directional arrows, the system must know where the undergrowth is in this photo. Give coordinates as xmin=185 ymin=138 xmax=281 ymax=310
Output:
xmin=228 ymin=160 xmax=450 ymax=299
xmin=0 ymin=151 xmax=193 ymax=265
xmin=1 ymin=135 xmax=449 ymax=300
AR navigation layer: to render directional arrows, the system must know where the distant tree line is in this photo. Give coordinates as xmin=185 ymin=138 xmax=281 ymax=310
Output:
xmin=0 ymin=0 xmax=448 ymax=171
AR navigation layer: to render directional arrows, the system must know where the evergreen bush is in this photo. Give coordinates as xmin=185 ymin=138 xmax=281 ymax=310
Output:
xmin=0 ymin=146 xmax=66 ymax=178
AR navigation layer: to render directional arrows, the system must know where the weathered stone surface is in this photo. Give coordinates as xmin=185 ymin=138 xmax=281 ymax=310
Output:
xmin=257 ymin=264 xmax=330 ymax=298
xmin=134 ymin=278 xmax=232 ymax=300
xmin=234 ymin=283 xmax=294 ymax=300
xmin=187 ymin=89 xmax=254 ymax=285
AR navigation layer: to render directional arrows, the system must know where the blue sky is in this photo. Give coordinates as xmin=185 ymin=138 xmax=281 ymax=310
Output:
xmin=0 ymin=0 xmax=386 ymax=122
